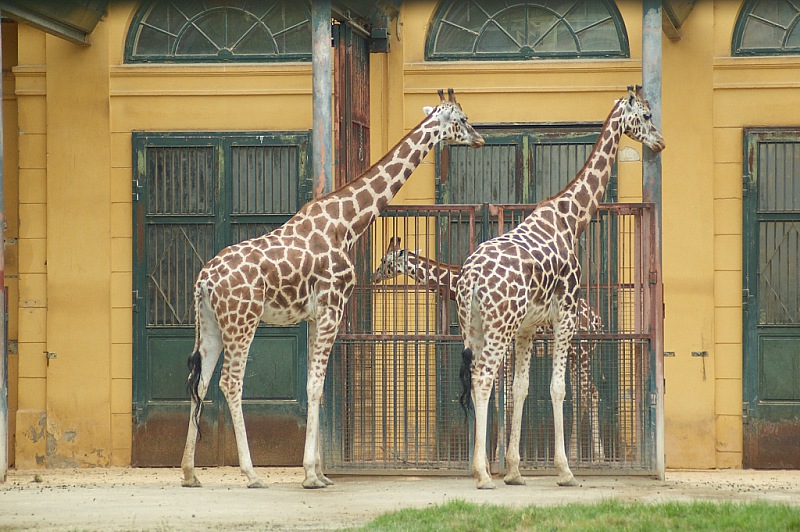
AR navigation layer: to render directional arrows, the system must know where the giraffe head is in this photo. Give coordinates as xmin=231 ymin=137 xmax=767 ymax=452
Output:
xmin=423 ymin=89 xmax=485 ymax=148
xmin=372 ymin=237 xmax=419 ymax=283
xmin=620 ymin=85 xmax=666 ymax=153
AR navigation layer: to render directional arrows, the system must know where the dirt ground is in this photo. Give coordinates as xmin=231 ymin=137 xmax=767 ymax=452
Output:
xmin=1 ymin=467 xmax=799 ymax=531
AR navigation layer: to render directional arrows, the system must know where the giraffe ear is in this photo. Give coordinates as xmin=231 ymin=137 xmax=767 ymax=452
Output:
xmin=423 ymin=106 xmax=434 ymax=116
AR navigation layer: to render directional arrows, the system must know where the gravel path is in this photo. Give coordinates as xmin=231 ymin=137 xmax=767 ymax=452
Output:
xmin=2 ymin=467 xmax=799 ymax=531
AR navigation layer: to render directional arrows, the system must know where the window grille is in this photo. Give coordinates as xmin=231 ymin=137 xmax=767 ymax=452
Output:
xmin=426 ymin=0 xmax=629 ymax=61
xmin=125 ymin=0 xmax=311 ymax=63
xmin=733 ymin=0 xmax=800 ymax=56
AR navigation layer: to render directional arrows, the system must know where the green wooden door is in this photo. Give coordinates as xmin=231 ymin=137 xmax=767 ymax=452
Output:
xmin=743 ymin=128 xmax=800 ymax=468
xmin=131 ymin=131 xmax=311 ymax=466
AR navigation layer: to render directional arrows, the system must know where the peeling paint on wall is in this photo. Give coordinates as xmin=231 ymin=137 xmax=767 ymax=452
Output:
xmin=25 ymin=413 xmax=46 ymax=444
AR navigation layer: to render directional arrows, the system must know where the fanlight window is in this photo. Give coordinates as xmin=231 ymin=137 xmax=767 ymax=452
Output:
xmin=125 ymin=0 xmax=311 ymax=63
xmin=426 ymin=0 xmax=629 ymax=60
xmin=733 ymin=0 xmax=800 ymax=55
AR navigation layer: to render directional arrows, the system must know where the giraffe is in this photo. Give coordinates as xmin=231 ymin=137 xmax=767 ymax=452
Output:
xmin=372 ymin=236 xmax=460 ymax=299
xmin=456 ymin=85 xmax=664 ymax=489
xmin=372 ymin=237 xmax=604 ymax=463
xmin=181 ymin=89 xmax=484 ymax=489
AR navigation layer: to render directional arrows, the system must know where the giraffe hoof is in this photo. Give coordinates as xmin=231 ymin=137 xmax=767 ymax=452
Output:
xmin=557 ymin=475 xmax=579 ymax=487
xmin=319 ymin=474 xmax=335 ymax=486
xmin=181 ymin=476 xmax=202 ymax=488
xmin=247 ymin=479 xmax=268 ymax=489
xmin=302 ymin=478 xmax=328 ymax=489
xmin=477 ymin=479 xmax=497 ymax=490
xmin=504 ymin=475 xmax=526 ymax=486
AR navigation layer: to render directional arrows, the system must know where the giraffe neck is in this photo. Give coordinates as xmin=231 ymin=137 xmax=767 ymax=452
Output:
xmin=554 ymin=98 xmax=625 ymax=236
xmin=294 ymin=117 xmax=442 ymax=250
xmin=401 ymin=252 xmax=460 ymax=299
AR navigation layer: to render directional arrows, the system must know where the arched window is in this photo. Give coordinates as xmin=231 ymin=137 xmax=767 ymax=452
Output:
xmin=425 ymin=0 xmax=629 ymax=61
xmin=733 ymin=0 xmax=800 ymax=56
xmin=125 ymin=0 xmax=311 ymax=63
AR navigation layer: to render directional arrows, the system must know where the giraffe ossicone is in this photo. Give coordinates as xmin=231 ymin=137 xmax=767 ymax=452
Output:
xmin=180 ymin=89 xmax=484 ymax=489
xmin=456 ymin=85 xmax=664 ymax=489
xmin=373 ymin=238 xmax=604 ymax=463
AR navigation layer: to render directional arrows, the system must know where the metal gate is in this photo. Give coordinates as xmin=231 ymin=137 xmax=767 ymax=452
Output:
xmin=324 ymin=203 xmax=660 ymax=475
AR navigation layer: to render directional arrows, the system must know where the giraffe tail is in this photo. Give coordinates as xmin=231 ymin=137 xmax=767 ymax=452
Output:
xmin=187 ymin=349 xmax=203 ymax=441
xmin=458 ymin=348 xmax=474 ymax=422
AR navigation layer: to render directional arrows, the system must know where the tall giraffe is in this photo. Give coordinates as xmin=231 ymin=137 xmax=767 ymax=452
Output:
xmin=456 ymin=86 xmax=664 ymax=488
xmin=372 ymin=237 xmax=604 ymax=463
xmin=181 ymin=90 xmax=484 ymax=489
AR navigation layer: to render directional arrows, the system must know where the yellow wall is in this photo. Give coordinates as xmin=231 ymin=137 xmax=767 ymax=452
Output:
xmin=7 ymin=0 xmax=800 ymax=470
xmin=12 ymin=1 xmax=318 ymax=466
xmin=661 ymin=2 xmax=718 ymax=468
xmin=14 ymin=23 xmax=47 ymax=468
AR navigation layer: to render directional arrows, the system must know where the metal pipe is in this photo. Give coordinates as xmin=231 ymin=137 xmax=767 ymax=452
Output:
xmin=642 ymin=0 xmax=665 ymax=481
xmin=311 ymin=0 xmax=333 ymax=198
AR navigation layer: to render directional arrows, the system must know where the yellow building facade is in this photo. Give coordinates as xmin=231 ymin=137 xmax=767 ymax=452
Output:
xmin=3 ymin=0 xmax=799 ymax=471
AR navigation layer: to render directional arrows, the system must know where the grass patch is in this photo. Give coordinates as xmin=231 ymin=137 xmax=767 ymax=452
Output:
xmin=353 ymin=499 xmax=800 ymax=531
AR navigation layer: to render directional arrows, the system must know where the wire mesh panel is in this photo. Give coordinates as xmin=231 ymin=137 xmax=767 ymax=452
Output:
xmin=325 ymin=206 xmax=480 ymax=472
xmin=324 ymin=204 xmax=659 ymax=475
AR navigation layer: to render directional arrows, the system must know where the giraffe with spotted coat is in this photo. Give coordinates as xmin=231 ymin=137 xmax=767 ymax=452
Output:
xmin=372 ymin=237 xmax=604 ymax=463
xmin=457 ymin=86 xmax=665 ymax=488
xmin=181 ymin=89 xmax=484 ymax=489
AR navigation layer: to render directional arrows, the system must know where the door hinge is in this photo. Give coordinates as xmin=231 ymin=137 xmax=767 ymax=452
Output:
xmin=649 ymin=392 xmax=658 ymax=407
xmin=743 ymin=172 xmax=752 ymax=197
xmin=742 ymin=288 xmax=750 ymax=312
xmin=742 ymin=402 xmax=750 ymax=424
xmin=132 ymin=179 xmax=142 ymax=202
xmin=132 ymin=290 xmax=142 ymax=312
xmin=133 ymin=404 xmax=144 ymax=424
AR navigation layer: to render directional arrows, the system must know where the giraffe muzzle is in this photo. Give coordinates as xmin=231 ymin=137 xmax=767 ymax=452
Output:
xmin=648 ymin=135 xmax=666 ymax=153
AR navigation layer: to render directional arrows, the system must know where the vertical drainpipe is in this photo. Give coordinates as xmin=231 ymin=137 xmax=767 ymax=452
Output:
xmin=311 ymin=0 xmax=333 ymax=198
xmin=642 ymin=0 xmax=665 ymax=481
xmin=0 ymin=20 xmax=7 ymax=483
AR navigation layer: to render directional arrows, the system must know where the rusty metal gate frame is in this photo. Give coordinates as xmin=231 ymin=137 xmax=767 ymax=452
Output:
xmin=323 ymin=203 xmax=662 ymax=477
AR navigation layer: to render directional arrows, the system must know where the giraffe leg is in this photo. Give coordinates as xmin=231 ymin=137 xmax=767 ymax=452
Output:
xmin=471 ymin=376 xmax=495 ymax=489
xmin=551 ymin=325 xmax=578 ymax=487
xmin=307 ymin=321 xmax=334 ymax=487
xmin=469 ymin=340 xmax=505 ymax=490
xmin=568 ymin=346 xmax=580 ymax=463
xmin=181 ymin=305 xmax=223 ymax=488
xmin=315 ymin=429 xmax=334 ymax=486
xmin=504 ymin=333 xmax=533 ymax=486
xmin=302 ymin=311 xmax=341 ymax=489
xmin=584 ymin=360 xmax=604 ymax=463
xmin=218 ymin=322 xmax=266 ymax=488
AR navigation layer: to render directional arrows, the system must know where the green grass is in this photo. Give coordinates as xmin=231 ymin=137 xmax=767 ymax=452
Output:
xmin=353 ymin=500 xmax=800 ymax=531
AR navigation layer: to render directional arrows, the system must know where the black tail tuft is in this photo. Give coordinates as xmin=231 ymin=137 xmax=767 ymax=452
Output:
xmin=187 ymin=350 xmax=203 ymax=441
xmin=458 ymin=348 xmax=474 ymax=423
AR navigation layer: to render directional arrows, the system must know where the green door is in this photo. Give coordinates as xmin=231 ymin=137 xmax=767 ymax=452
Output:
xmin=132 ymin=131 xmax=311 ymax=466
xmin=743 ymin=128 xmax=800 ymax=468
